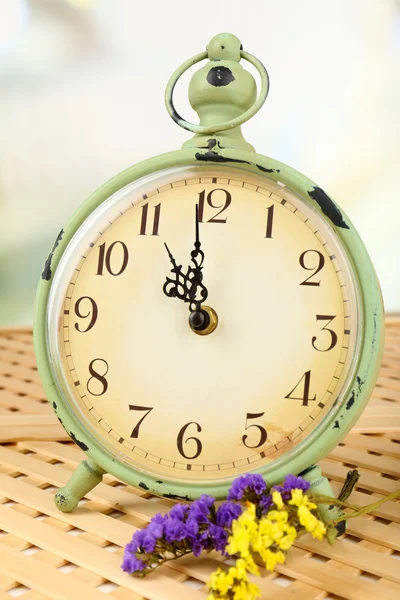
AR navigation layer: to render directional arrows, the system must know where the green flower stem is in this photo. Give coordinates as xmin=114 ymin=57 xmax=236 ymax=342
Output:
xmin=146 ymin=549 xmax=193 ymax=571
xmin=309 ymin=494 xmax=359 ymax=510
xmin=326 ymin=488 xmax=400 ymax=525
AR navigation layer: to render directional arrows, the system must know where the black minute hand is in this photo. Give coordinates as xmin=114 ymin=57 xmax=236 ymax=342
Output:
xmin=188 ymin=204 xmax=208 ymax=313
xmin=162 ymin=205 xmax=208 ymax=314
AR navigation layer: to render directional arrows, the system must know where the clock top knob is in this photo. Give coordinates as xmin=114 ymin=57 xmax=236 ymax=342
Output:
xmin=165 ymin=33 xmax=270 ymax=152
xmin=186 ymin=33 xmax=256 ymax=151
xmin=206 ymin=32 xmax=242 ymax=62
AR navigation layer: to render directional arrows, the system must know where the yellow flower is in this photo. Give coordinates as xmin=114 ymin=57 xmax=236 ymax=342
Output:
xmin=208 ymin=568 xmax=234 ymax=595
xmin=297 ymin=505 xmax=317 ymax=531
xmin=227 ymin=523 xmax=251 ymax=557
xmin=207 ymin=558 xmax=261 ymax=600
xmin=262 ymin=548 xmax=286 ymax=571
xmin=232 ymin=580 xmax=261 ymax=600
xmin=289 ymin=489 xmax=317 ymax=510
xmin=311 ymin=518 xmax=326 ymax=541
xmin=253 ymin=520 xmax=274 ymax=552
xmin=267 ymin=509 xmax=288 ymax=523
xmin=277 ymin=525 xmax=297 ymax=550
xmin=289 ymin=488 xmax=303 ymax=506
xmin=227 ymin=504 xmax=258 ymax=558
xmin=272 ymin=490 xmax=284 ymax=509
xmin=235 ymin=558 xmax=248 ymax=580
xmin=243 ymin=554 xmax=260 ymax=576
xmin=208 ymin=569 xmax=221 ymax=590
xmin=240 ymin=502 xmax=257 ymax=523
xmin=297 ymin=505 xmax=326 ymax=540
xmin=206 ymin=485 xmax=327 ymax=599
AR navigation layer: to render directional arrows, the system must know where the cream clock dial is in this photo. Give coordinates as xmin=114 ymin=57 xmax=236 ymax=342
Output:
xmin=48 ymin=167 xmax=359 ymax=483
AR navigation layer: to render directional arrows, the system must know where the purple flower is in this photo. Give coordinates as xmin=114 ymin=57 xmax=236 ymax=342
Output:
xmin=259 ymin=493 xmax=273 ymax=514
xmin=184 ymin=515 xmax=213 ymax=557
xmin=283 ymin=474 xmax=310 ymax=493
xmin=121 ymin=554 xmax=146 ymax=573
xmin=199 ymin=494 xmax=215 ymax=508
xmin=227 ymin=473 xmax=267 ymax=500
xmin=188 ymin=496 xmax=213 ymax=524
xmin=216 ymin=501 xmax=242 ymax=527
xmin=141 ymin=532 xmax=158 ymax=553
xmin=169 ymin=503 xmax=189 ymax=521
xmin=191 ymin=539 xmax=205 ymax=557
xmin=164 ymin=518 xmax=187 ymax=543
xmin=185 ymin=518 xmax=200 ymax=538
xmin=259 ymin=475 xmax=310 ymax=510
xmin=126 ymin=528 xmax=146 ymax=552
xmin=191 ymin=529 xmax=211 ymax=557
xmin=209 ymin=523 xmax=229 ymax=553
xmin=146 ymin=513 xmax=166 ymax=540
xmin=271 ymin=475 xmax=311 ymax=501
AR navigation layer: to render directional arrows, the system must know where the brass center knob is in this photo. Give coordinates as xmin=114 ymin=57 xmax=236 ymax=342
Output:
xmin=189 ymin=305 xmax=218 ymax=336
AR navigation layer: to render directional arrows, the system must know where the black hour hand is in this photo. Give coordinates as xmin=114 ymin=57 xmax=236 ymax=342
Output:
xmin=162 ymin=243 xmax=187 ymax=301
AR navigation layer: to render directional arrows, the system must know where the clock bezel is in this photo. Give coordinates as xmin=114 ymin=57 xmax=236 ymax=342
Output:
xmin=34 ymin=147 xmax=384 ymax=500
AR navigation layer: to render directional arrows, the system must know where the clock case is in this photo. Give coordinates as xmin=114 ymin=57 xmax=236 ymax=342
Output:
xmin=34 ymin=34 xmax=384 ymax=516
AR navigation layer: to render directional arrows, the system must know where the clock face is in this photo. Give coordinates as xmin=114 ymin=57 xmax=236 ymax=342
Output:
xmin=47 ymin=167 xmax=359 ymax=484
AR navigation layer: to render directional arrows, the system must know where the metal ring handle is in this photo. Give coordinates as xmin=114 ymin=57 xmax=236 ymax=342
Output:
xmin=165 ymin=50 xmax=270 ymax=135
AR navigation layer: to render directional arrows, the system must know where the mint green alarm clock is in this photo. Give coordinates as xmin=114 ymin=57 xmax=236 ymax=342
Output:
xmin=34 ymin=33 xmax=384 ymax=518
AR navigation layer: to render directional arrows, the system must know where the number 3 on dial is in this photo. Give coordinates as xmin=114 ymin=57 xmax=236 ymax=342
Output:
xmin=312 ymin=315 xmax=338 ymax=352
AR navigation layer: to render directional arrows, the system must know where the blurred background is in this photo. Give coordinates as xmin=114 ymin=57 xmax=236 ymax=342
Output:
xmin=0 ymin=0 xmax=399 ymax=325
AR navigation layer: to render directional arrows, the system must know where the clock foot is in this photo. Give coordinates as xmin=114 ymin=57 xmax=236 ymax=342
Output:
xmin=299 ymin=465 xmax=346 ymax=535
xmin=54 ymin=458 xmax=106 ymax=512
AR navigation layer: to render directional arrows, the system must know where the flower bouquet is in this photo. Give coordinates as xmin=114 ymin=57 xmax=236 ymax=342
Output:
xmin=121 ymin=472 xmax=400 ymax=600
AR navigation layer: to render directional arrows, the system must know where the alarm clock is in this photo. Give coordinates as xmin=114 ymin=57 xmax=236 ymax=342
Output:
xmin=34 ymin=33 xmax=384 ymax=514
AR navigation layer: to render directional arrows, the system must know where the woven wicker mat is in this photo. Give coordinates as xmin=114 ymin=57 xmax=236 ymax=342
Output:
xmin=0 ymin=319 xmax=399 ymax=600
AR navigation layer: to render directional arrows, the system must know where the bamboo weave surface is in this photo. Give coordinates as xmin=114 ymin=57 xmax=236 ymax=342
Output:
xmin=0 ymin=321 xmax=399 ymax=599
